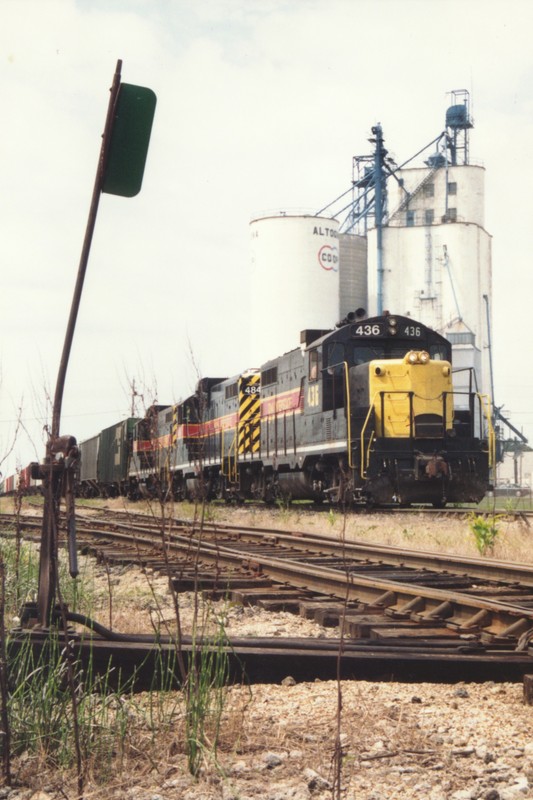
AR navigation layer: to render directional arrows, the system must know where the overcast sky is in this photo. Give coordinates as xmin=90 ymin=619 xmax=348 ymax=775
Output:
xmin=1 ymin=0 xmax=533 ymax=477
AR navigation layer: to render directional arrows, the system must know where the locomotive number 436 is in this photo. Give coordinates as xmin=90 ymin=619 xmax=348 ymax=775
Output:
xmin=353 ymin=323 xmax=422 ymax=337
xmin=354 ymin=324 xmax=382 ymax=336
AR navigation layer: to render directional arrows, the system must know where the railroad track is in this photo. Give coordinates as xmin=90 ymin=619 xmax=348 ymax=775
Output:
xmin=3 ymin=509 xmax=533 ymax=686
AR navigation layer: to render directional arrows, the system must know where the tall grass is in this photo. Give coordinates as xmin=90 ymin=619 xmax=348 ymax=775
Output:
xmin=0 ymin=533 xmax=96 ymax=623
xmin=6 ymin=635 xmax=130 ymax=774
xmin=0 ymin=494 xmax=237 ymax=790
xmin=185 ymin=604 xmax=230 ymax=776
xmin=140 ymin=471 xmax=232 ymax=778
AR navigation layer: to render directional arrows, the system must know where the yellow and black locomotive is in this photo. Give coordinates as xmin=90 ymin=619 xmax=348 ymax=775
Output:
xmin=122 ymin=312 xmax=493 ymax=507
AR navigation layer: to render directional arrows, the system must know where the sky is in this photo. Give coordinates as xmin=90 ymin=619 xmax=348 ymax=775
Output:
xmin=1 ymin=0 xmax=533 ymax=478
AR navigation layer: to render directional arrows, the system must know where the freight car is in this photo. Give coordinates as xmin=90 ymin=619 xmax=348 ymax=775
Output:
xmin=127 ymin=312 xmax=494 ymax=507
xmin=78 ymin=417 xmax=139 ymax=498
xmin=0 ymin=465 xmax=41 ymax=497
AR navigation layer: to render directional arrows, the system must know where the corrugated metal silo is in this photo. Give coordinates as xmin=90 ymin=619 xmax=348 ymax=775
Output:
xmin=338 ymin=232 xmax=368 ymax=318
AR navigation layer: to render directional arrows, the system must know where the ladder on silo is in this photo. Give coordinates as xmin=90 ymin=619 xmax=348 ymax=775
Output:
xmin=386 ymin=166 xmax=440 ymax=225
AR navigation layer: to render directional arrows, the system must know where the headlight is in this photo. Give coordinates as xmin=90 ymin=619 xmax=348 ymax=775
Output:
xmin=419 ymin=351 xmax=430 ymax=364
xmin=408 ymin=352 xmax=419 ymax=364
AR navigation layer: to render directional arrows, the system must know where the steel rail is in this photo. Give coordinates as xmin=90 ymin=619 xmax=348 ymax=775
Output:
xmin=64 ymin=507 xmax=533 ymax=584
xmin=4 ymin=512 xmax=533 ymax=642
xmin=7 ymin=628 xmax=533 ymax=689
xmin=9 ymin=510 xmax=533 ymax=591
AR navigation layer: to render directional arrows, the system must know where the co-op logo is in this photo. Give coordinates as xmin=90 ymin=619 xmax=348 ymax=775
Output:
xmin=318 ymin=244 xmax=339 ymax=271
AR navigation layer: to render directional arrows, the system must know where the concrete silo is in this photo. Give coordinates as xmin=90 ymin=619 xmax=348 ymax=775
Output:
xmin=367 ymin=162 xmax=492 ymax=397
xmin=249 ymin=214 xmax=340 ymax=366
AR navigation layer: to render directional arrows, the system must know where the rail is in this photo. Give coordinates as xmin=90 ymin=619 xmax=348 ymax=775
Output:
xmin=7 ymin=508 xmax=533 ymax=685
xmin=10 ymin=510 xmax=533 ymax=644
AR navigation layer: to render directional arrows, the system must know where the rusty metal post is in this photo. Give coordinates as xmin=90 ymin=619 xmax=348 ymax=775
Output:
xmin=35 ymin=61 xmax=123 ymax=628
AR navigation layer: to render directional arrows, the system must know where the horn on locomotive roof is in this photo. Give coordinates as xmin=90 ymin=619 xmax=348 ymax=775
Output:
xmin=336 ymin=307 xmax=367 ymax=327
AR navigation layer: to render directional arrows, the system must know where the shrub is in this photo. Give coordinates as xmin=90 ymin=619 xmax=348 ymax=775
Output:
xmin=469 ymin=512 xmax=503 ymax=556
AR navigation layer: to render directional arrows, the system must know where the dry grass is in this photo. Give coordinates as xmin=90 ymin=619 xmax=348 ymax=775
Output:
xmin=85 ymin=496 xmax=533 ymax=564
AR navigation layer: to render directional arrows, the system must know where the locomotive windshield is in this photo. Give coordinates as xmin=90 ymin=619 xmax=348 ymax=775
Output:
xmin=319 ymin=315 xmax=452 ymax=413
xmin=326 ymin=341 xmax=449 ymax=370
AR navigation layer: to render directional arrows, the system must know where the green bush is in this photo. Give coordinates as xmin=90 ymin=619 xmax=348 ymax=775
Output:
xmin=469 ymin=512 xmax=503 ymax=556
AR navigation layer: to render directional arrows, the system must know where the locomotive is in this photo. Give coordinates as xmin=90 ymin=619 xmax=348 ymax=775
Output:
xmin=102 ymin=310 xmax=492 ymax=508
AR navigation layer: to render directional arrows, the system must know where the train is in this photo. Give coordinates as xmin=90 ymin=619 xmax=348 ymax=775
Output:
xmin=72 ymin=310 xmax=494 ymax=508
xmin=0 ymin=464 xmax=41 ymax=498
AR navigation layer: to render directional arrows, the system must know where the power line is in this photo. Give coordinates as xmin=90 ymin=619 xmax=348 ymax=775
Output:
xmin=0 ymin=409 xmax=128 ymax=425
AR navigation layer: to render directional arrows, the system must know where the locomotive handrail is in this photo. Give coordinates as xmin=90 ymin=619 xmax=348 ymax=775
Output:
xmin=477 ymin=392 xmax=496 ymax=468
xmin=360 ymin=393 xmax=379 ymax=478
xmin=326 ymin=360 xmax=353 ymax=466
xmin=361 ymin=430 xmax=375 ymax=479
xmin=452 ymin=365 xmax=479 ymax=394
xmin=445 ymin=390 xmax=493 ymax=451
xmin=342 ymin=361 xmax=353 ymax=469
xmin=221 ymin=430 xmax=238 ymax=483
xmin=229 ymin=433 xmax=238 ymax=482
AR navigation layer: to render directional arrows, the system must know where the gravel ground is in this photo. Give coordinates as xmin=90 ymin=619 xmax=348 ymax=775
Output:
xmin=6 ymin=677 xmax=533 ymax=799
xmin=5 ymin=582 xmax=533 ymax=800
xmin=2 ymin=503 xmax=533 ymax=799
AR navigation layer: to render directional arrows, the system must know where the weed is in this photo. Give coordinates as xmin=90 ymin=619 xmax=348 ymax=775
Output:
xmin=274 ymin=501 xmax=294 ymax=527
xmin=503 ymin=498 xmax=519 ymax=514
xmin=469 ymin=512 xmax=503 ymax=556
xmin=203 ymin=503 xmax=219 ymax=524
xmin=0 ymin=536 xmax=95 ymax=623
xmin=0 ymin=537 xmax=39 ymax=618
xmin=6 ymin=634 xmax=131 ymax=771
xmin=185 ymin=608 xmax=230 ymax=777
xmin=327 ymin=508 xmax=337 ymax=527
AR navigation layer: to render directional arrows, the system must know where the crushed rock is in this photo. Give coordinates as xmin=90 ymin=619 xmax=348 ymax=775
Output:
xmin=5 ymin=504 xmax=533 ymax=798
xmin=5 ymin=679 xmax=532 ymax=799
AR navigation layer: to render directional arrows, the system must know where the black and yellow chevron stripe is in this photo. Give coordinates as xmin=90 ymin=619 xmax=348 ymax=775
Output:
xmin=171 ymin=404 xmax=178 ymax=444
xmin=238 ymin=373 xmax=261 ymax=455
